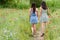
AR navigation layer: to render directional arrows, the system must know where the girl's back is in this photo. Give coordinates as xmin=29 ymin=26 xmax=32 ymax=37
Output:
xmin=42 ymin=9 xmax=47 ymax=14
xmin=30 ymin=8 xmax=38 ymax=16
xmin=40 ymin=7 xmax=48 ymax=23
xmin=30 ymin=8 xmax=38 ymax=24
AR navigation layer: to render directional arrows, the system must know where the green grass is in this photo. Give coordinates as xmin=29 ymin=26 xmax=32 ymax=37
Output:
xmin=46 ymin=0 xmax=60 ymax=8
xmin=45 ymin=9 xmax=60 ymax=40
xmin=0 ymin=8 xmax=40 ymax=40
xmin=0 ymin=0 xmax=60 ymax=40
xmin=0 ymin=9 xmax=31 ymax=40
xmin=0 ymin=0 xmax=30 ymax=9
xmin=0 ymin=8 xmax=60 ymax=40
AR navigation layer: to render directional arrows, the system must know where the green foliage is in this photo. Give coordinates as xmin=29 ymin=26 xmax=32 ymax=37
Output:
xmin=46 ymin=0 xmax=60 ymax=13
xmin=0 ymin=0 xmax=30 ymax=9
xmin=0 ymin=0 xmax=6 ymax=4
xmin=46 ymin=0 xmax=60 ymax=8
xmin=30 ymin=0 xmax=42 ymax=8
xmin=0 ymin=9 xmax=32 ymax=40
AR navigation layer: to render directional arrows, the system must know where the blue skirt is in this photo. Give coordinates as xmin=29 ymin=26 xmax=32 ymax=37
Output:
xmin=30 ymin=16 xmax=38 ymax=24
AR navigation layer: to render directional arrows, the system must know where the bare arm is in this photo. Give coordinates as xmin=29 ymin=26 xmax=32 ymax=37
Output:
xmin=36 ymin=8 xmax=38 ymax=17
xmin=40 ymin=7 xmax=42 ymax=17
xmin=29 ymin=8 xmax=31 ymax=17
xmin=47 ymin=8 xmax=51 ymax=16
xmin=47 ymin=8 xmax=52 ymax=18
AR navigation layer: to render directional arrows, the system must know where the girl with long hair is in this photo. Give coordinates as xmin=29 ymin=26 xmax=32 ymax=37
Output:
xmin=40 ymin=1 xmax=50 ymax=38
xmin=29 ymin=3 xmax=38 ymax=36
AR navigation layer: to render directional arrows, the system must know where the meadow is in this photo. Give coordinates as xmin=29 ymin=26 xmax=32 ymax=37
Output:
xmin=0 ymin=0 xmax=60 ymax=40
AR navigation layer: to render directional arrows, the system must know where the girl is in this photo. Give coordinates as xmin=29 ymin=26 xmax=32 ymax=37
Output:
xmin=40 ymin=1 xmax=50 ymax=37
xmin=29 ymin=3 xmax=38 ymax=35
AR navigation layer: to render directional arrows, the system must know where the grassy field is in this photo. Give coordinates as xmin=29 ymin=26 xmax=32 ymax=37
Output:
xmin=0 ymin=0 xmax=60 ymax=40
xmin=45 ymin=8 xmax=60 ymax=40
xmin=0 ymin=8 xmax=40 ymax=40
xmin=0 ymin=8 xmax=60 ymax=40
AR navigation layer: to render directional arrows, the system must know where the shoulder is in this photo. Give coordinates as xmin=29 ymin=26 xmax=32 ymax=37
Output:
xmin=29 ymin=8 xmax=33 ymax=12
xmin=29 ymin=8 xmax=31 ymax=11
xmin=36 ymin=8 xmax=38 ymax=11
xmin=40 ymin=6 xmax=42 ymax=10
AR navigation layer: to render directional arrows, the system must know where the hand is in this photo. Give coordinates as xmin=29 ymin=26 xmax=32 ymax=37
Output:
xmin=48 ymin=15 xmax=51 ymax=18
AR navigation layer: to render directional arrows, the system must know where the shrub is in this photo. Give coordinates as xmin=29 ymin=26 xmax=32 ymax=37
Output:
xmin=30 ymin=0 xmax=42 ymax=8
xmin=0 ymin=0 xmax=30 ymax=9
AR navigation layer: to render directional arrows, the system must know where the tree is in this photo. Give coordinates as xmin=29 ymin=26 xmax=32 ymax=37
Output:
xmin=0 ymin=0 xmax=6 ymax=4
xmin=30 ymin=0 xmax=42 ymax=7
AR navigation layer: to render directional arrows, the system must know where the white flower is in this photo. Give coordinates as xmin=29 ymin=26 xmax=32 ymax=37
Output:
xmin=3 ymin=28 xmax=8 ymax=34
xmin=10 ymin=32 xmax=13 ymax=37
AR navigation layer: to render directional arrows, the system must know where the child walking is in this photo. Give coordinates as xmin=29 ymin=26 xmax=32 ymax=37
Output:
xmin=39 ymin=1 xmax=50 ymax=39
xmin=29 ymin=3 xmax=38 ymax=36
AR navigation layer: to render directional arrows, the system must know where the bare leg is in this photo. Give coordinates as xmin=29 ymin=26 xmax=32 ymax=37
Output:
xmin=31 ymin=26 xmax=33 ymax=35
xmin=40 ymin=23 xmax=45 ymax=34
xmin=31 ymin=24 xmax=36 ymax=35
xmin=34 ymin=24 xmax=36 ymax=34
xmin=40 ymin=22 xmax=47 ymax=40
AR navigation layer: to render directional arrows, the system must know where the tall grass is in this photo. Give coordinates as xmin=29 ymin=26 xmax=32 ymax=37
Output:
xmin=46 ymin=0 xmax=60 ymax=12
xmin=45 ymin=0 xmax=60 ymax=40
xmin=0 ymin=9 xmax=32 ymax=40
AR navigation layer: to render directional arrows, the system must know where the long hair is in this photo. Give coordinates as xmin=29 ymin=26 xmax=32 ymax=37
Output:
xmin=31 ymin=3 xmax=36 ymax=12
xmin=41 ymin=1 xmax=47 ymax=10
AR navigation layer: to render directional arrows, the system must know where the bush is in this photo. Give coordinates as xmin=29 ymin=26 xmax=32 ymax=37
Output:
xmin=16 ymin=3 xmax=30 ymax=9
xmin=30 ymin=0 xmax=42 ymax=8
xmin=0 ymin=0 xmax=30 ymax=9
xmin=46 ymin=0 xmax=60 ymax=8
xmin=46 ymin=0 xmax=60 ymax=12
xmin=0 ymin=0 xmax=6 ymax=5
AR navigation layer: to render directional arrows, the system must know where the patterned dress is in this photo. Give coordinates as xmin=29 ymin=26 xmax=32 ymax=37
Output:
xmin=40 ymin=9 xmax=49 ymax=23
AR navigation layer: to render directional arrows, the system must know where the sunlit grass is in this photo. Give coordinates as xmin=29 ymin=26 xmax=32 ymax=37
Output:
xmin=0 ymin=6 xmax=60 ymax=40
xmin=0 ymin=9 xmax=33 ymax=40
xmin=45 ymin=9 xmax=60 ymax=40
